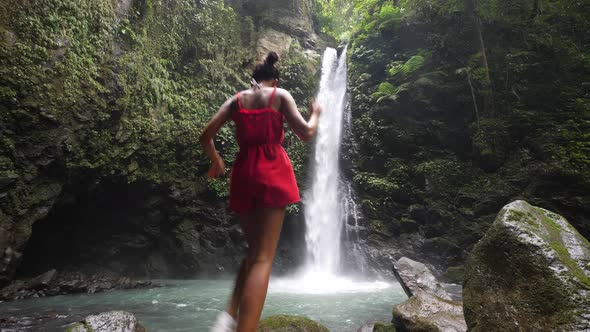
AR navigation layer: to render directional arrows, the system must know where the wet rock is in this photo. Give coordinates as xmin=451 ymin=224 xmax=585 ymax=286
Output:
xmin=463 ymin=200 xmax=590 ymax=332
xmin=392 ymin=257 xmax=451 ymax=300
xmin=391 ymin=257 xmax=466 ymax=332
xmin=357 ymin=324 xmax=374 ymax=332
xmin=393 ymin=292 xmax=466 ymax=332
xmin=65 ymin=311 xmax=146 ymax=332
xmin=0 ymin=269 xmax=56 ymax=300
xmin=0 ymin=270 xmax=154 ymax=301
xmin=257 ymin=315 xmax=329 ymax=332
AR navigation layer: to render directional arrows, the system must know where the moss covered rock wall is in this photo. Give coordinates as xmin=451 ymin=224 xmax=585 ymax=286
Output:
xmin=0 ymin=0 xmax=321 ymax=285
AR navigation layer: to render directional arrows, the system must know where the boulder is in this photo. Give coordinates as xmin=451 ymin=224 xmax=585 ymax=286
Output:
xmin=357 ymin=322 xmax=397 ymax=332
xmin=393 ymin=292 xmax=466 ymax=332
xmin=65 ymin=311 xmax=146 ymax=332
xmin=392 ymin=257 xmax=451 ymax=300
xmin=257 ymin=315 xmax=329 ymax=332
xmin=392 ymin=257 xmax=466 ymax=332
xmin=463 ymin=200 xmax=590 ymax=331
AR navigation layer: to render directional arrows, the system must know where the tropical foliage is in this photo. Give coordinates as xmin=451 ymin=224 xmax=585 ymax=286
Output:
xmin=313 ymin=0 xmax=590 ymax=267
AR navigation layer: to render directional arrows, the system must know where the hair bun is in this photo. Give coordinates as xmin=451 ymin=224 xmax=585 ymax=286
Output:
xmin=265 ymin=51 xmax=279 ymax=67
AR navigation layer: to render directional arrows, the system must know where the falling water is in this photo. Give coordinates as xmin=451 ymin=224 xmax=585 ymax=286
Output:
xmin=303 ymin=47 xmax=349 ymax=275
xmin=269 ymin=46 xmax=391 ymax=293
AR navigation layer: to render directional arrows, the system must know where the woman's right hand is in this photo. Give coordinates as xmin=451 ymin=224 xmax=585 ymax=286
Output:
xmin=310 ymin=99 xmax=322 ymax=116
xmin=207 ymin=156 xmax=226 ymax=178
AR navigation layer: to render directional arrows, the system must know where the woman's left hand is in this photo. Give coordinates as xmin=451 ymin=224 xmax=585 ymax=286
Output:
xmin=208 ymin=157 xmax=226 ymax=178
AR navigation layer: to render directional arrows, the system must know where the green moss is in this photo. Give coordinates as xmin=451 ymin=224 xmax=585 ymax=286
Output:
xmin=257 ymin=315 xmax=329 ymax=332
xmin=548 ymin=241 xmax=590 ymax=289
xmin=524 ymin=207 xmax=590 ymax=289
xmin=0 ymin=0 xmax=253 ymax=195
xmin=373 ymin=322 xmax=397 ymax=332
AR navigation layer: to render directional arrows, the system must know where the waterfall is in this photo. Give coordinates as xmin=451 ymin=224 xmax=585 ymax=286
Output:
xmin=303 ymin=47 xmax=349 ymax=275
xmin=270 ymin=47 xmax=390 ymax=293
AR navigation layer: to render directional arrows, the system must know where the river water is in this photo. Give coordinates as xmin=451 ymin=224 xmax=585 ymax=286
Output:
xmin=0 ymin=278 xmax=406 ymax=331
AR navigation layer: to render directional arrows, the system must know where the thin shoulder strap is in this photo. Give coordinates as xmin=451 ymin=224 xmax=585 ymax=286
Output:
xmin=268 ymin=85 xmax=277 ymax=108
xmin=237 ymin=92 xmax=243 ymax=110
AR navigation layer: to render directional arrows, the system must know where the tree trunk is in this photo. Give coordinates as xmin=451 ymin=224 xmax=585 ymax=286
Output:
xmin=467 ymin=71 xmax=481 ymax=130
xmin=465 ymin=0 xmax=495 ymax=117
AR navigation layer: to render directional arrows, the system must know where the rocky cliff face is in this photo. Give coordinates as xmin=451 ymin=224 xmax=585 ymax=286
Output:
xmin=228 ymin=0 xmax=314 ymax=39
xmin=0 ymin=0 xmax=321 ymax=286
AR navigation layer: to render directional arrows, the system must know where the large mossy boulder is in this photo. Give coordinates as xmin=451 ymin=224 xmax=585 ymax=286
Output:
xmin=257 ymin=315 xmax=329 ymax=332
xmin=65 ymin=311 xmax=146 ymax=332
xmin=463 ymin=200 xmax=590 ymax=331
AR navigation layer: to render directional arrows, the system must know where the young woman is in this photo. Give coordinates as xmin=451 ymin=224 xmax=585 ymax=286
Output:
xmin=200 ymin=51 xmax=322 ymax=332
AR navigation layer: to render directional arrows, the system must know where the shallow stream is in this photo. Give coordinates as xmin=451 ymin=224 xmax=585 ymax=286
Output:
xmin=0 ymin=277 xmax=406 ymax=331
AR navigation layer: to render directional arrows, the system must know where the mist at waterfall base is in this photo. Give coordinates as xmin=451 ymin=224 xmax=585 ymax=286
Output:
xmin=274 ymin=47 xmax=388 ymax=293
xmin=0 ymin=49 xmax=407 ymax=331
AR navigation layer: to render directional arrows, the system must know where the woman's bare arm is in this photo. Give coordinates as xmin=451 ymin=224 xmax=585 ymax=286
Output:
xmin=199 ymin=96 xmax=235 ymax=178
xmin=280 ymin=90 xmax=322 ymax=142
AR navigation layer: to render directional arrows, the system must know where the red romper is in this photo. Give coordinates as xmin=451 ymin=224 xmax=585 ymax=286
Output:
xmin=229 ymin=86 xmax=301 ymax=213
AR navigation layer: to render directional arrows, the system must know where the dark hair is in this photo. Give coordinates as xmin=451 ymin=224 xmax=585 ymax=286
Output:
xmin=252 ymin=52 xmax=280 ymax=82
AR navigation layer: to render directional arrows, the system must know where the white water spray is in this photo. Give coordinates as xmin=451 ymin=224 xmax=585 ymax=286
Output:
xmin=303 ymin=47 xmax=349 ymax=275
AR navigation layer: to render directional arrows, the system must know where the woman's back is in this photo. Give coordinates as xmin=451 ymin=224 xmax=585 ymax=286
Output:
xmin=232 ymin=86 xmax=284 ymax=148
xmin=229 ymin=84 xmax=298 ymax=213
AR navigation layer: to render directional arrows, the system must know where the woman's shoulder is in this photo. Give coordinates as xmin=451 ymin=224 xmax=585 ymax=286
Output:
xmin=275 ymin=87 xmax=293 ymax=99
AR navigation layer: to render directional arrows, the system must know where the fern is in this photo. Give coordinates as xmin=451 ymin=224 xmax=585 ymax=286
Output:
xmin=388 ymin=55 xmax=426 ymax=77
xmin=371 ymin=82 xmax=398 ymax=102
xmin=378 ymin=82 xmax=397 ymax=95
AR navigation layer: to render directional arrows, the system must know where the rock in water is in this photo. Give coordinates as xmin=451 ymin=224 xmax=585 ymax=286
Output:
xmin=391 ymin=257 xmax=466 ymax=332
xmin=393 ymin=292 xmax=465 ymax=332
xmin=65 ymin=311 xmax=146 ymax=332
xmin=393 ymin=257 xmax=451 ymax=300
xmin=463 ymin=200 xmax=590 ymax=331
xmin=257 ymin=315 xmax=329 ymax=332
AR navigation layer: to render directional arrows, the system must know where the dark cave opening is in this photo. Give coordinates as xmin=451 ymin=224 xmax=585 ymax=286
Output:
xmin=14 ymin=177 xmax=310 ymax=280
xmin=16 ymin=180 xmax=175 ymax=279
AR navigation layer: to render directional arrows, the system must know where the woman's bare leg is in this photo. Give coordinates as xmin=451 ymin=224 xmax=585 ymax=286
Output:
xmin=236 ymin=207 xmax=285 ymax=332
xmin=226 ymin=213 xmax=257 ymax=318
